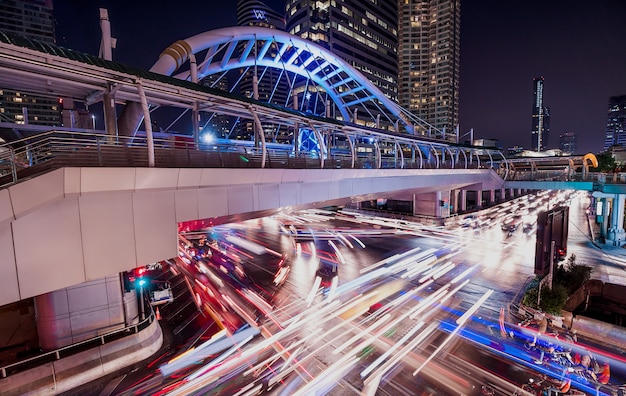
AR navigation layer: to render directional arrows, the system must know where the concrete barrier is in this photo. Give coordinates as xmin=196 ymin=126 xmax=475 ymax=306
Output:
xmin=571 ymin=315 xmax=626 ymax=350
xmin=0 ymin=318 xmax=163 ymax=395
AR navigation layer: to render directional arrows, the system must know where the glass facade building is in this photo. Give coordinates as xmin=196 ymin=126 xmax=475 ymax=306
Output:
xmin=603 ymin=95 xmax=626 ymax=151
xmin=285 ymin=0 xmax=398 ymax=127
xmin=531 ymin=76 xmax=550 ymax=151
xmin=398 ymin=0 xmax=460 ymax=134
xmin=0 ymin=0 xmax=61 ymax=129
xmin=559 ymin=132 xmax=577 ymax=155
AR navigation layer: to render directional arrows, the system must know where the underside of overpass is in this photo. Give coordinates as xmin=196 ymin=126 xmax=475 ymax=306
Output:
xmin=0 ymin=166 xmax=504 ymax=306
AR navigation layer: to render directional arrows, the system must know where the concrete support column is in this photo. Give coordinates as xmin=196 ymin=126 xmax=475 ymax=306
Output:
xmin=489 ymin=189 xmax=496 ymax=204
xmin=476 ymin=189 xmax=483 ymax=208
xmin=517 ymin=188 xmax=522 ymax=196
xmin=34 ymin=275 xmax=133 ymax=350
xmin=435 ymin=190 xmax=443 ymax=218
xmin=451 ymin=189 xmax=459 ymax=215
xmin=607 ymin=194 xmax=626 ymax=246
xmin=501 ymin=188 xmax=506 ymax=201
xmin=600 ymin=197 xmax=610 ymax=240
xmin=103 ymin=90 xmax=118 ymax=138
xmin=509 ymin=188 xmax=514 ymax=199
xmin=460 ymin=190 xmax=467 ymax=212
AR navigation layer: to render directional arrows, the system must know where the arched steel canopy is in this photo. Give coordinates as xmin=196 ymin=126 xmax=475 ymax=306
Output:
xmin=143 ymin=26 xmax=439 ymax=136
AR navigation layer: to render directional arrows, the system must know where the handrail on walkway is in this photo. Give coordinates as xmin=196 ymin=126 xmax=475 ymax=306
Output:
xmin=0 ymin=303 xmax=156 ymax=379
xmin=0 ymin=130 xmax=499 ymax=188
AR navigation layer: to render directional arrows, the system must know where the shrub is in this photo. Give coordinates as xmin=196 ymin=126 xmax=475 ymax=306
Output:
xmin=522 ymin=254 xmax=591 ymax=313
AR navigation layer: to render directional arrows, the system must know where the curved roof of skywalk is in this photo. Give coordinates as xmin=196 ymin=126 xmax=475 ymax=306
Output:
xmin=150 ymin=26 xmax=439 ymax=137
xmin=0 ymin=29 xmax=456 ymax=146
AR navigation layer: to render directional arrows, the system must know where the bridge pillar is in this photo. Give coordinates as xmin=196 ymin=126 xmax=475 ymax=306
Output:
xmin=489 ymin=189 xmax=496 ymax=204
xmin=34 ymin=274 xmax=138 ymax=350
xmin=607 ymin=194 xmax=626 ymax=246
xmin=509 ymin=188 xmax=514 ymax=199
xmin=500 ymin=188 xmax=506 ymax=202
xmin=601 ymin=196 xmax=610 ymax=241
xmin=476 ymin=189 xmax=483 ymax=208
xmin=413 ymin=190 xmax=450 ymax=218
xmin=451 ymin=189 xmax=459 ymax=214
xmin=460 ymin=190 xmax=467 ymax=212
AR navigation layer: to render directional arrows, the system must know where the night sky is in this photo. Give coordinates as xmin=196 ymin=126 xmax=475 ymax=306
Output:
xmin=53 ymin=0 xmax=626 ymax=154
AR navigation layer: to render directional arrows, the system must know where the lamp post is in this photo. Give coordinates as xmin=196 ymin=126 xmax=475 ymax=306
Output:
xmin=138 ymin=278 xmax=146 ymax=321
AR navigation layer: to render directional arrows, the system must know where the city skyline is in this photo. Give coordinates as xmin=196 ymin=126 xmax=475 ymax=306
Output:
xmin=52 ymin=0 xmax=626 ymax=154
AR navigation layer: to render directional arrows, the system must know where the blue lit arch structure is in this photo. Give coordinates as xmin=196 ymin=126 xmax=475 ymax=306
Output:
xmin=120 ymin=26 xmax=441 ymax=138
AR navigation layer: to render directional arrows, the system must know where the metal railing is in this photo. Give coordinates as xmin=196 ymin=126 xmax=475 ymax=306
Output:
xmin=0 ymin=303 xmax=155 ymax=379
xmin=0 ymin=130 xmax=491 ymax=188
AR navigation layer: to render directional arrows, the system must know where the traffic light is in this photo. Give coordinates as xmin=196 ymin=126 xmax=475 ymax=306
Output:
xmin=122 ymin=271 xmax=136 ymax=292
xmin=122 ymin=267 xmax=151 ymax=292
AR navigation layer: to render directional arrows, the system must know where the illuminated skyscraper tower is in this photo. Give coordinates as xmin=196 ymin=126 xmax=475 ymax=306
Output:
xmin=0 ymin=0 xmax=62 ymax=132
xmin=286 ymin=0 xmax=398 ymax=127
xmin=398 ymin=0 xmax=460 ymax=134
xmin=603 ymin=95 xmax=626 ymax=150
xmin=531 ymin=76 xmax=551 ymax=151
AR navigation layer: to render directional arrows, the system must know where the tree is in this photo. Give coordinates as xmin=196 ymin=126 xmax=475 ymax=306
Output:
xmin=592 ymin=151 xmax=617 ymax=172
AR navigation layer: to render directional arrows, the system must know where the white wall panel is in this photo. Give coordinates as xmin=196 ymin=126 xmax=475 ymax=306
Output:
xmin=177 ymin=168 xmax=202 ymax=188
xmin=135 ymin=168 xmax=179 ymax=191
xmin=175 ymin=189 xmax=199 ymax=222
xmin=80 ymin=168 xmax=136 ymax=194
xmin=352 ymin=178 xmax=373 ymax=195
xmin=9 ymin=169 xmax=64 ymax=218
xmin=227 ymin=185 xmax=255 ymax=213
xmin=63 ymin=168 xmax=81 ymax=198
xmin=281 ymin=169 xmax=305 ymax=183
xmin=79 ymin=193 xmax=136 ymax=280
xmin=132 ymin=190 xmax=177 ymax=265
xmin=327 ymin=180 xmax=341 ymax=200
xmin=199 ymin=168 xmax=233 ymax=187
xmin=67 ymin=279 xmax=108 ymax=313
xmin=278 ymin=183 xmax=298 ymax=207
xmin=13 ymin=198 xmax=85 ymax=299
xmin=259 ymin=169 xmax=285 ymax=184
xmin=229 ymin=168 xmax=262 ymax=185
xmin=300 ymin=182 xmax=322 ymax=205
xmin=258 ymin=184 xmax=280 ymax=210
xmin=0 ymin=189 xmax=13 ymax=225
xmin=338 ymin=178 xmax=353 ymax=198
xmin=197 ymin=187 xmax=228 ymax=218
xmin=0 ymin=224 xmax=19 ymax=305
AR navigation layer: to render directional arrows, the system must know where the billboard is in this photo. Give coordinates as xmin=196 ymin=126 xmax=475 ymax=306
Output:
xmin=534 ymin=206 xmax=569 ymax=276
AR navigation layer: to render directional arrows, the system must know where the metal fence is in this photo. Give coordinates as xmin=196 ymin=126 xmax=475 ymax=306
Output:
xmin=0 ymin=304 xmax=155 ymax=379
xmin=0 ymin=130 xmax=490 ymax=188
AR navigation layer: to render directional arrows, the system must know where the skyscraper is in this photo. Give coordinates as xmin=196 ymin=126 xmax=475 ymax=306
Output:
xmin=398 ymin=0 xmax=460 ymax=134
xmin=285 ymin=0 xmax=398 ymax=127
xmin=235 ymin=0 xmax=289 ymax=142
xmin=531 ymin=77 xmax=550 ymax=151
xmin=603 ymin=95 xmax=626 ymax=151
xmin=236 ymin=0 xmax=287 ymax=106
xmin=0 ymin=0 xmax=61 ymax=132
xmin=559 ymin=132 xmax=577 ymax=155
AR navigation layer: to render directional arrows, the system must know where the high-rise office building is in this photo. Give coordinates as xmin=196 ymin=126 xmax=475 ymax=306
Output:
xmin=236 ymin=0 xmax=287 ymax=107
xmin=235 ymin=0 xmax=290 ymax=142
xmin=237 ymin=0 xmax=285 ymax=29
xmin=531 ymin=77 xmax=550 ymax=151
xmin=285 ymin=0 xmax=398 ymax=126
xmin=559 ymin=132 xmax=577 ymax=155
xmin=398 ymin=0 xmax=460 ymax=134
xmin=603 ymin=95 xmax=626 ymax=150
xmin=0 ymin=0 xmax=62 ymax=130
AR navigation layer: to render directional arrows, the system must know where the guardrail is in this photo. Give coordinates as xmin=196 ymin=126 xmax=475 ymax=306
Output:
xmin=0 ymin=130 xmax=491 ymax=188
xmin=0 ymin=302 xmax=155 ymax=379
